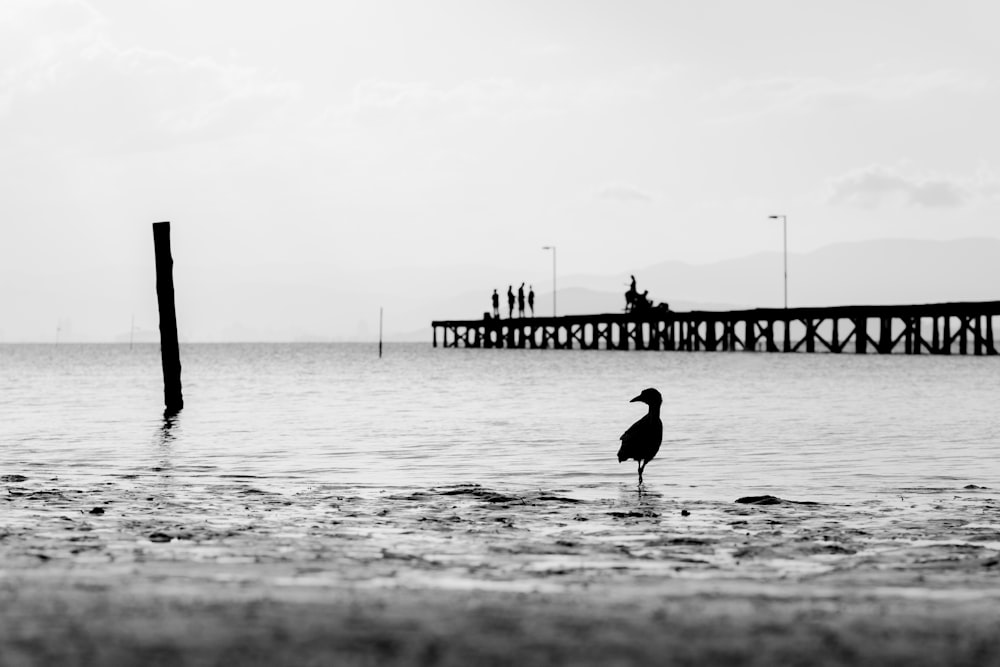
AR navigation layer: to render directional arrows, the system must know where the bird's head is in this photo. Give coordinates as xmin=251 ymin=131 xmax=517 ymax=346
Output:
xmin=629 ymin=387 xmax=662 ymax=406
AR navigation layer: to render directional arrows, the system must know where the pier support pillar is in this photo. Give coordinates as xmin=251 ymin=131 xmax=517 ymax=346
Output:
xmin=878 ymin=317 xmax=892 ymax=354
xmin=854 ymin=317 xmax=867 ymax=353
xmin=803 ymin=319 xmax=815 ymax=353
xmin=706 ymin=320 xmax=718 ymax=352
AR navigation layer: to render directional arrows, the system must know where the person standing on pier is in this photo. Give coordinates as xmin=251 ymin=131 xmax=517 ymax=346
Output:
xmin=507 ymin=285 xmax=515 ymax=319
xmin=528 ymin=285 xmax=535 ymax=317
xmin=517 ymin=283 xmax=526 ymax=318
xmin=491 ymin=289 xmax=500 ymax=318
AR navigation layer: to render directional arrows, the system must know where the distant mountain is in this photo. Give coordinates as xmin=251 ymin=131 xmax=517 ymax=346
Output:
xmin=565 ymin=237 xmax=1000 ymax=311
xmin=4 ymin=238 xmax=999 ymax=342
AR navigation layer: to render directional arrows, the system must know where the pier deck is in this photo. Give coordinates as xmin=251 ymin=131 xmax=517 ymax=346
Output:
xmin=432 ymin=301 xmax=1000 ymax=354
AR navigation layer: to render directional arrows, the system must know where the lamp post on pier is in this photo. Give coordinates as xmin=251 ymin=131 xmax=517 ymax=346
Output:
xmin=541 ymin=245 xmax=557 ymax=317
xmin=768 ymin=215 xmax=788 ymax=309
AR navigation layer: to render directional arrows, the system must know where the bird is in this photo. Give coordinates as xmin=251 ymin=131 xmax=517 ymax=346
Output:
xmin=617 ymin=388 xmax=663 ymax=486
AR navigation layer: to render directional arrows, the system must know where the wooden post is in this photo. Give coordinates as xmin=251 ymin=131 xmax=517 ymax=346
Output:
xmin=959 ymin=317 xmax=968 ymax=355
xmin=831 ymin=318 xmax=840 ymax=353
xmin=379 ymin=307 xmax=383 ymax=358
xmin=974 ymin=316 xmax=983 ymax=356
xmin=803 ymin=319 xmax=814 ymax=353
xmin=152 ymin=222 xmax=183 ymax=415
xmin=704 ymin=320 xmax=717 ymax=352
xmin=854 ymin=317 xmax=867 ymax=353
xmin=943 ymin=316 xmax=952 ymax=355
xmin=878 ymin=317 xmax=892 ymax=354
xmin=432 ymin=326 xmax=438 ymax=348
xmin=931 ymin=317 xmax=940 ymax=354
xmin=988 ymin=316 xmax=997 ymax=355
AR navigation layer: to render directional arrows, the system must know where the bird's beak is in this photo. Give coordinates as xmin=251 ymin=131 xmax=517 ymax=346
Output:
xmin=629 ymin=394 xmax=643 ymax=403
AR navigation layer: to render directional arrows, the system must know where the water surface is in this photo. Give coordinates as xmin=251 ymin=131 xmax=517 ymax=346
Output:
xmin=2 ymin=343 xmax=997 ymax=502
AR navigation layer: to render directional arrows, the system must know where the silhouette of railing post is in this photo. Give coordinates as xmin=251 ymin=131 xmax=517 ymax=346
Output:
xmin=152 ymin=221 xmax=183 ymax=415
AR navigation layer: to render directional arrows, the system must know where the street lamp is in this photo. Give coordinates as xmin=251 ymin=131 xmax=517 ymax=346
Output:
xmin=768 ymin=215 xmax=787 ymax=309
xmin=541 ymin=245 xmax=557 ymax=317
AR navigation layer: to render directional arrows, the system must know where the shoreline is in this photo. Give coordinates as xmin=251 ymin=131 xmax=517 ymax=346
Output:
xmin=3 ymin=476 xmax=1000 ymax=664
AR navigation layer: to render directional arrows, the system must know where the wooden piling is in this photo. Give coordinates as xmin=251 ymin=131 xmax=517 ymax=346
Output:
xmin=854 ymin=317 xmax=867 ymax=353
xmin=152 ymin=222 xmax=183 ymax=415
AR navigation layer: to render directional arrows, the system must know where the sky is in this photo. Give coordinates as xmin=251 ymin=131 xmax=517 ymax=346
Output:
xmin=2 ymin=1 xmax=999 ymax=341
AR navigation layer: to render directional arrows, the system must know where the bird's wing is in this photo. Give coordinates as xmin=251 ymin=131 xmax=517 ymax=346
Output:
xmin=617 ymin=414 xmax=650 ymax=461
xmin=620 ymin=415 xmax=647 ymax=443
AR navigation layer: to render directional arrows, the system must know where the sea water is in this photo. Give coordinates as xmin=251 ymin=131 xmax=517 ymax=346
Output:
xmin=1 ymin=343 xmax=998 ymax=502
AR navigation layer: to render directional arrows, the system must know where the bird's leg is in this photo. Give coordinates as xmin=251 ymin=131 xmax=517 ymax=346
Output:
xmin=637 ymin=461 xmax=644 ymax=486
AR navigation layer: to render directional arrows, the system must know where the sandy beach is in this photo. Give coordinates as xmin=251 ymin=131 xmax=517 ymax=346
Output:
xmin=3 ymin=474 xmax=1000 ymax=665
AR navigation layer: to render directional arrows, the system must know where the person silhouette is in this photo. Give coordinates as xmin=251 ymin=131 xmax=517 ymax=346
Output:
xmin=491 ymin=289 xmax=500 ymax=318
xmin=517 ymin=283 xmax=525 ymax=318
xmin=507 ymin=285 xmax=515 ymax=319
xmin=625 ymin=274 xmax=638 ymax=312
xmin=528 ymin=285 xmax=535 ymax=317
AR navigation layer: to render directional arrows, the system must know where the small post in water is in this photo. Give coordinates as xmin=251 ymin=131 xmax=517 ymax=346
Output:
xmin=152 ymin=221 xmax=183 ymax=414
xmin=379 ymin=307 xmax=384 ymax=358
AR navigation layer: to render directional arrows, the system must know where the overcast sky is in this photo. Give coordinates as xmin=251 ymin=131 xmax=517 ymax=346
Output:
xmin=2 ymin=1 xmax=999 ymax=340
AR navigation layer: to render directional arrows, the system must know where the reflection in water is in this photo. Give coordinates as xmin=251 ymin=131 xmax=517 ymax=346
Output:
xmin=160 ymin=410 xmax=180 ymax=446
xmin=153 ymin=411 xmax=180 ymax=497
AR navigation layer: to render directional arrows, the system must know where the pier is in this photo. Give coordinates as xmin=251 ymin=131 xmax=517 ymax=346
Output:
xmin=432 ymin=301 xmax=1000 ymax=355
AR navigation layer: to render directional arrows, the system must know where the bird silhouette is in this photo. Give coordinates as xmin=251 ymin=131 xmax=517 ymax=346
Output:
xmin=617 ymin=388 xmax=663 ymax=486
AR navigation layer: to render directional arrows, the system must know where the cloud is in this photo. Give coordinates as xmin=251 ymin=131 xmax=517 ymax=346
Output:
xmin=827 ymin=164 xmax=976 ymax=209
xmin=0 ymin=0 xmax=300 ymax=154
xmin=327 ymin=65 xmax=680 ymax=130
xmin=596 ymin=183 xmax=654 ymax=204
xmin=331 ymin=78 xmax=560 ymax=129
xmin=710 ymin=70 xmax=989 ymax=122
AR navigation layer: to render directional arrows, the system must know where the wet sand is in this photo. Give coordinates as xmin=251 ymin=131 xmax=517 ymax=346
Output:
xmin=3 ymin=475 xmax=1000 ymax=665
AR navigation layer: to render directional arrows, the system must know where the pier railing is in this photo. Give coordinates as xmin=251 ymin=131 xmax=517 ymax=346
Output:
xmin=432 ymin=301 xmax=1000 ymax=355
